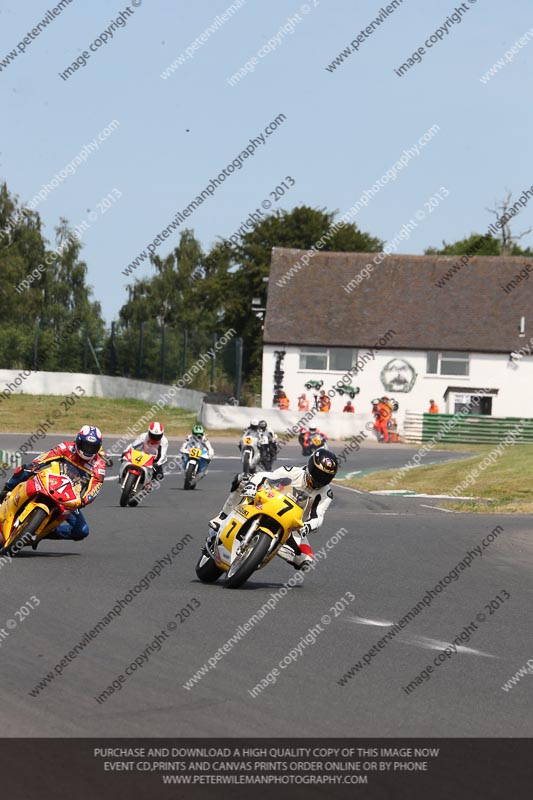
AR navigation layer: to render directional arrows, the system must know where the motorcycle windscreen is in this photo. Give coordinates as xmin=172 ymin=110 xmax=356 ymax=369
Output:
xmin=265 ymin=478 xmax=309 ymax=510
xmin=37 ymin=459 xmax=86 ymax=498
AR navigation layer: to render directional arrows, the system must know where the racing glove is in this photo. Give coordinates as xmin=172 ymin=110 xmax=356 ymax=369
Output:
xmin=300 ymin=520 xmax=319 ymax=537
xmin=238 ymin=474 xmax=255 ymax=493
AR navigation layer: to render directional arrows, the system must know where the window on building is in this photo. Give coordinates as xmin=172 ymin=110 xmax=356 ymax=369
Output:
xmin=299 ymin=347 xmax=328 ymax=370
xmin=299 ymin=347 xmax=357 ymax=371
xmin=427 ymin=351 xmax=469 ymax=376
xmin=329 ymin=348 xmax=356 ymax=371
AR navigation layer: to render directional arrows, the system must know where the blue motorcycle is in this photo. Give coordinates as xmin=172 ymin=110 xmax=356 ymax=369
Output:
xmin=181 ymin=439 xmax=211 ymax=490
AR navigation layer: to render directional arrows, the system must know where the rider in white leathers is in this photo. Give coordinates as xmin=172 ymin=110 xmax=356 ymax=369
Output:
xmin=208 ymin=448 xmax=339 ymax=570
xmin=125 ymin=421 xmax=168 ymax=481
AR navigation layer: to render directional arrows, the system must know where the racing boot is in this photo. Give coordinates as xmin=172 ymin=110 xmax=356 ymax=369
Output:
xmin=277 ymin=536 xmax=314 ymax=571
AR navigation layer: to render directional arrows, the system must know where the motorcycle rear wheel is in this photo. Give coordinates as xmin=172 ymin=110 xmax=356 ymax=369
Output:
xmin=259 ymin=446 xmax=272 ymax=471
xmin=1 ymin=507 xmax=48 ymax=557
xmin=120 ymin=472 xmax=137 ymax=507
xmin=224 ymin=530 xmax=272 ymax=589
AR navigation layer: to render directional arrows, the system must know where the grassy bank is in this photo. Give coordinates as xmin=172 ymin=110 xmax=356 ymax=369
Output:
xmin=0 ymin=394 xmax=236 ymax=438
xmin=338 ymin=444 xmax=533 ymax=513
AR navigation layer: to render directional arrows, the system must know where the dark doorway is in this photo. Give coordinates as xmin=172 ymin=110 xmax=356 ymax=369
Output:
xmin=479 ymin=396 xmax=492 ymax=415
xmin=453 ymin=395 xmax=493 ymax=415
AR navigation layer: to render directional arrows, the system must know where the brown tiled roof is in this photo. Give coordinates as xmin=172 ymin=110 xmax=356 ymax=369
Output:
xmin=264 ymin=248 xmax=533 ymax=353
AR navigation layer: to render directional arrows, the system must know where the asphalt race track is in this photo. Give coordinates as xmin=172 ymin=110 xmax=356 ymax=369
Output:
xmin=0 ymin=435 xmax=531 ymax=737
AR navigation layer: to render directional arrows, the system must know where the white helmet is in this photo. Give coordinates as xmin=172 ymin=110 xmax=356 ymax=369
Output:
xmin=148 ymin=421 xmax=164 ymax=443
xmin=250 ymin=418 xmax=259 ymax=428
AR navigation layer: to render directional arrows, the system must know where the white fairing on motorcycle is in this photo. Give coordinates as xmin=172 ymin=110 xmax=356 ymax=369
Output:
xmin=182 ymin=438 xmax=211 ymax=490
xmin=240 ymin=430 xmax=260 ymax=474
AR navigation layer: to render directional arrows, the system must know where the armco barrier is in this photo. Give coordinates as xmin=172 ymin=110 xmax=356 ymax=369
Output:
xmin=418 ymin=412 xmax=533 ymax=444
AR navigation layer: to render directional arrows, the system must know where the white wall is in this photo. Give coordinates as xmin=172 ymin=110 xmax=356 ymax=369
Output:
xmin=0 ymin=370 xmax=206 ymax=413
xmin=200 ymin=402 xmax=371 ymax=439
xmin=261 ymin=344 xmax=533 ymax=431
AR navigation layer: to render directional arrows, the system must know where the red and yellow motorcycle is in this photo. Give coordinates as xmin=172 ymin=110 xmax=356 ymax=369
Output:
xmin=119 ymin=447 xmax=155 ymax=507
xmin=0 ymin=461 xmax=83 ymax=556
xmin=195 ymin=478 xmax=305 ymax=589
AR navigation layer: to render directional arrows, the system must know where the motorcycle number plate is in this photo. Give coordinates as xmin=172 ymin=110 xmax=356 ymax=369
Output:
xmin=243 ymin=437 xmax=253 ymax=445
xmin=189 ymin=448 xmax=202 ymax=459
xmin=312 ymin=436 xmax=322 ymax=445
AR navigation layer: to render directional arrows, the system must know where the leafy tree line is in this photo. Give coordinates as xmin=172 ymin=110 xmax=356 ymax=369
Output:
xmin=1 ymin=181 xmax=532 ymax=396
xmin=0 ymin=183 xmax=104 ymax=374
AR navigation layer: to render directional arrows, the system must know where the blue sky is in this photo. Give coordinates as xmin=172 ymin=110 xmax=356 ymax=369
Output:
xmin=1 ymin=0 xmax=532 ymax=322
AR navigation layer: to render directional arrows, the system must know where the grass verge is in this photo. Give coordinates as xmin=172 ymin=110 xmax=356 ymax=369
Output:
xmin=0 ymin=394 xmax=238 ymax=438
xmin=338 ymin=444 xmax=533 ymax=513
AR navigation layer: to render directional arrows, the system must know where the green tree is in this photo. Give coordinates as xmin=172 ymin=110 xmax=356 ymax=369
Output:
xmin=426 ymin=232 xmax=533 ymax=258
xmin=208 ymin=205 xmax=384 ymax=377
xmin=37 ymin=219 xmax=105 ymax=372
xmin=425 ymin=233 xmax=500 ymax=256
xmin=111 ymin=230 xmax=228 ymax=384
xmin=0 ymin=182 xmax=105 ymax=371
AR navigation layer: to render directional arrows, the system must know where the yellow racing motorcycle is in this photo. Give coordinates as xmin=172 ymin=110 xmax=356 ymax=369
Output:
xmin=0 ymin=461 xmax=82 ymax=556
xmin=195 ymin=478 xmax=305 ymax=589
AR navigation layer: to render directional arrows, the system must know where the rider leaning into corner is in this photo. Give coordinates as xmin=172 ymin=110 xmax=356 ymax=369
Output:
xmin=0 ymin=425 xmax=106 ymax=547
xmin=123 ymin=421 xmax=169 ymax=482
xmin=208 ymin=448 xmax=339 ymax=570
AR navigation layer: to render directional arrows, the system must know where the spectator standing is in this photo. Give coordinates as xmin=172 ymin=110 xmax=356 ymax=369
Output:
xmin=298 ymin=393 xmax=310 ymax=412
xmin=318 ymin=389 xmax=331 ymax=413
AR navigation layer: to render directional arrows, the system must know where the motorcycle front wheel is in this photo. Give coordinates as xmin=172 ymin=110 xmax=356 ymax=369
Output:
xmin=1 ymin=507 xmax=48 ymax=557
xmin=120 ymin=472 xmax=137 ymax=507
xmin=224 ymin=530 xmax=272 ymax=589
xmin=184 ymin=461 xmax=196 ymax=490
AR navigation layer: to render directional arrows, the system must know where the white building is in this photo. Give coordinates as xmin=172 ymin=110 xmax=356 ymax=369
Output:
xmin=261 ymin=248 xmax=533 ymax=436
